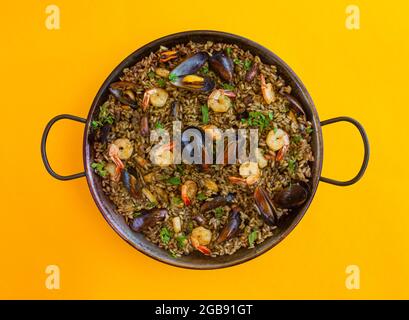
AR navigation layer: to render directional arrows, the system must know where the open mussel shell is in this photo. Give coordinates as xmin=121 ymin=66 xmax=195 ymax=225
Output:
xmin=254 ymin=187 xmax=277 ymax=226
xmin=274 ymin=184 xmax=308 ymax=209
xmin=282 ymin=93 xmax=306 ymax=117
xmin=170 ymin=52 xmax=209 ymax=77
xmin=109 ymin=81 xmax=138 ymax=108
xmin=209 ymin=52 xmax=234 ymax=82
xmin=130 ymin=208 xmax=167 ymax=232
xmin=216 ymin=205 xmax=241 ymax=243
xmin=122 ymin=167 xmax=144 ymax=199
xmin=200 ymin=193 xmax=235 ymax=213
xmin=171 ymin=74 xmax=215 ymax=92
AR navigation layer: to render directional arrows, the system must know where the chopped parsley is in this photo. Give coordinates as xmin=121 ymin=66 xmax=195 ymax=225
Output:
xmin=233 ymin=58 xmax=242 ymax=65
xmin=306 ymin=127 xmax=314 ymax=134
xmin=172 ymin=196 xmax=183 ymax=205
xmin=292 ymin=135 xmax=302 ymax=144
xmin=176 ymin=234 xmax=188 ymax=248
xmin=148 ymin=71 xmax=155 ymax=79
xmin=168 ymin=73 xmax=178 ymax=82
xmin=167 ymin=176 xmax=181 ymax=185
xmin=222 ymin=83 xmax=235 ymax=90
xmin=201 ymin=104 xmax=209 ymax=124
xmin=248 ymin=230 xmax=257 ymax=246
xmin=226 ymin=47 xmax=232 ymax=56
xmin=157 ymin=78 xmax=166 ymax=88
xmin=201 ymin=66 xmax=209 ymax=74
xmin=160 ymin=227 xmax=172 ymax=244
xmin=215 ymin=207 xmax=224 ymax=219
xmin=92 ymin=101 xmax=114 ymax=129
xmin=91 ymin=162 xmax=107 ymax=177
xmin=197 ymin=193 xmax=207 ymax=201
xmin=243 ymin=111 xmax=273 ymax=131
xmin=244 ymin=60 xmax=252 ymax=70
xmin=288 ymin=158 xmax=297 ymax=174
xmin=154 ymin=121 xmax=164 ymax=129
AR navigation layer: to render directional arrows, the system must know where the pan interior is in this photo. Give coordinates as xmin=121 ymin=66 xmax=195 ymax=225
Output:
xmin=84 ymin=31 xmax=322 ymax=269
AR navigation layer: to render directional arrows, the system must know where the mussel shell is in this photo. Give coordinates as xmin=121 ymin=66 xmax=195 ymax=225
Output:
xmin=200 ymin=193 xmax=235 ymax=213
xmin=130 ymin=208 xmax=167 ymax=232
xmin=122 ymin=167 xmax=144 ymax=199
xmin=171 ymin=75 xmax=215 ymax=92
xmin=181 ymin=126 xmax=205 ymax=160
xmin=170 ymin=52 xmax=209 ymax=77
xmin=254 ymin=187 xmax=277 ymax=226
xmin=216 ymin=206 xmax=241 ymax=243
xmin=209 ymin=52 xmax=234 ymax=82
xmin=97 ymin=124 xmax=111 ymax=143
xmin=109 ymin=82 xmax=138 ymax=108
xmin=274 ymin=184 xmax=308 ymax=209
xmin=170 ymin=101 xmax=179 ymax=119
xmin=282 ymin=93 xmax=306 ymax=117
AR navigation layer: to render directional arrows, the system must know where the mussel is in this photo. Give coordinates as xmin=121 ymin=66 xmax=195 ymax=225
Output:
xmin=130 ymin=208 xmax=167 ymax=232
xmin=274 ymin=184 xmax=308 ymax=209
xmin=171 ymin=74 xmax=215 ymax=92
xmin=282 ymin=93 xmax=306 ymax=117
xmin=245 ymin=62 xmax=258 ymax=82
xmin=209 ymin=52 xmax=234 ymax=82
xmin=200 ymin=193 xmax=235 ymax=213
xmin=109 ymin=81 xmax=139 ymax=108
xmin=170 ymin=52 xmax=209 ymax=77
xmin=216 ymin=205 xmax=241 ymax=243
xmin=169 ymin=52 xmax=215 ymax=92
xmin=254 ymin=186 xmax=277 ymax=226
xmin=97 ymin=124 xmax=111 ymax=143
xmin=181 ymin=126 xmax=205 ymax=164
xmin=122 ymin=167 xmax=144 ymax=199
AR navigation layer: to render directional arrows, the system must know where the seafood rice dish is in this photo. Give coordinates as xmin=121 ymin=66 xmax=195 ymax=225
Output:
xmin=91 ymin=41 xmax=314 ymax=257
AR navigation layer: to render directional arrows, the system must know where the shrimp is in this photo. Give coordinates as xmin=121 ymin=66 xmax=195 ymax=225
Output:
xmin=181 ymin=180 xmax=198 ymax=206
xmin=108 ymin=144 xmax=125 ymax=182
xmin=142 ymin=88 xmax=169 ymax=111
xmin=207 ymin=89 xmax=235 ymax=113
xmin=229 ymin=161 xmax=261 ymax=186
xmin=260 ymin=74 xmax=275 ymax=104
xmin=159 ymin=50 xmax=178 ymax=62
xmin=190 ymin=226 xmax=212 ymax=255
xmin=266 ymin=129 xmax=289 ymax=161
xmin=151 ymin=141 xmax=174 ymax=166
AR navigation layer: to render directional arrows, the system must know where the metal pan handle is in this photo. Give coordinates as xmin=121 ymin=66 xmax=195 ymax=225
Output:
xmin=320 ymin=116 xmax=370 ymax=186
xmin=41 ymin=114 xmax=87 ymax=181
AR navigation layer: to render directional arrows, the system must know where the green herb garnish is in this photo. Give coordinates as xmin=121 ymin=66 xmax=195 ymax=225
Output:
xmin=245 ymin=111 xmax=272 ymax=131
xmin=157 ymin=78 xmax=166 ymax=88
xmin=306 ymin=127 xmax=313 ymax=134
xmin=244 ymin=60 xmax=252 ymax=70
xmin=288 ymin=158 xmax=297 ymax=174
xmin=215 ymin=207 xmax=224 ymax=219
xmin=176 ymin=234 xmax=187 ymax=248
xmin=160 ymin=227 xmax=172 ymax=244
xmin=148 ymin=71 xmax=155 ymax=79
xmin=292 ymin=135 xmax=302 ymax=143
xmin=168 ymin=73 xmax=178 ymax=82
xmin=226 ymin=47 xmax=232 ymax=56
xmin=167 ymin=176 xmax=181 ymax=185
xmin=133 ymin=212 xmax=141 ymax=218
xmin=268 ymin=112 xmax=274 ymax=120
xmin=201 ymin=66 xmax=209 ymax=74
xmin=248 ymin=230 xmax=257 ymax=246
xmin=233 ymin=58 xmax=242 ymax=65
xmin=172 ymin=196 xmax=183 ymax=205
xmin=91 ymin=162 xmax=107 ymax=177
xmin=273 ymin=127 xmax=278 ymax=134
xmin=155 ymin=121 xmax=164 ymax=129
xmin=222 ymin=83 xmax=235 ymax=90
xmin=201 ymin=104 xmax=209 ymax=124
xmin=197 ymin=193 xmax=207 ymax=201
xmin=92 ymin=101 xmax=114 ymax=129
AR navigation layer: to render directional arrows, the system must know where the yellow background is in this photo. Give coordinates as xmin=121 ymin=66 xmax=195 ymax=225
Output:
xmin=1 ymin=0 xmax=408 ymax=299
